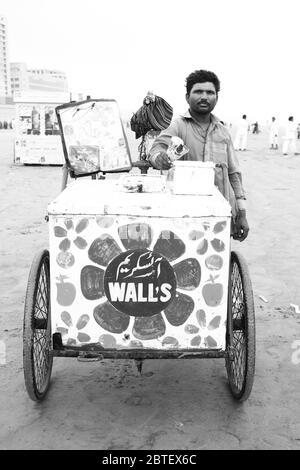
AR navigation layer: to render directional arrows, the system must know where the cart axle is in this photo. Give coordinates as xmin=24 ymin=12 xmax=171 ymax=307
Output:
xmin=52 ymin=347 xmax=228 ymax=360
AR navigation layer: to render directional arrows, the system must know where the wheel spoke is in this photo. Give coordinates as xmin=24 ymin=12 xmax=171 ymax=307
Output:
xmin=34 ymin=265 xmax=49 ymax=321
xmin=33 ymin=256 xmax=52 ymax=394
xmin=228 ymin=259 xmax=247 ymax=394
xmin=230 ymin=330 xmax=246 ymax=390
xmin=33 ymin=328 xmax=51 ymax=392
xmin=24 ymin=250 xmax=53 ymax=401
xmin=226 ymin=251 xmax=255 ymax=401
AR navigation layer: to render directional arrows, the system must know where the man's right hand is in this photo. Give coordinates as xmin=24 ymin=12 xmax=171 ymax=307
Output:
xmin=233 ymin=209 xmax=249 ymax=241
xmin=152 ymin=152 xmax=173 ymax=170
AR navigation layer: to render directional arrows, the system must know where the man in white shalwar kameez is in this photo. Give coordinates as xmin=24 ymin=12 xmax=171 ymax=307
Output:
xmin=282 ymin=116 xmax=299 ymax=156
xmin=269 ymin=117 xmax=279 ymax=150
xmin=234 ymin=114 xmax=248 ymax=151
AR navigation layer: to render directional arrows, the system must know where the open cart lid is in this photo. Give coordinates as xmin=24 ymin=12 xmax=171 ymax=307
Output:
xmin=55 ymin=98 xmax=132 ymax=175
xmin=47 ymin=179 xmax=231 ymax=217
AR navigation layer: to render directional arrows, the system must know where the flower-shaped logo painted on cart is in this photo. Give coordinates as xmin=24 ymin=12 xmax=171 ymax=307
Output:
xmin=186 ymin=308 xmax=225 ymax=348
xmin=79 ymin=220 xmax=227 ymax=347
xmin=56 ymin=311 xmax=91 ymax=345
xmin=188 ymin=220 xmax=226 ymax=256
xmin=54 ymin=218 xmax=89 ymax=269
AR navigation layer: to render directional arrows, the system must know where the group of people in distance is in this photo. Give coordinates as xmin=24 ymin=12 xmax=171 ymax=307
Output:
xmin=233 ymin=114 xmax=299 ymax=156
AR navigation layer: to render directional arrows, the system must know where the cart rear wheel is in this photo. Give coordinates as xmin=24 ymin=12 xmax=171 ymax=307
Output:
xmin=225 ymin=250 xmax=255 ymax=401
xmin=23 ymin=249 xmax=53 ymax=401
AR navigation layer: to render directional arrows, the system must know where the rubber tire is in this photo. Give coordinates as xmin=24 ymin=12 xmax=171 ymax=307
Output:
xmin=225 ymin=250 xmax=255 ymax=401
xmin=23 ymin=249 xmax=53 ymax=401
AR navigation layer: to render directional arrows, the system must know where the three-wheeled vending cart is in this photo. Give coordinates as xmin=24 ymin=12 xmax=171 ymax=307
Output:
xmin=23 ymin=99 xmax=255 ymax=402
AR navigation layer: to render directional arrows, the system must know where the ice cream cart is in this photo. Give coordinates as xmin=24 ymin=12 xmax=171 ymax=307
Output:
xmin=23 ymin=99 xmax=255 ymax=403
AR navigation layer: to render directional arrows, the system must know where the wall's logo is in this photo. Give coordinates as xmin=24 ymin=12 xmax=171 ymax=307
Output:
xmin=104 ymin=249 xmax=176 ymax=316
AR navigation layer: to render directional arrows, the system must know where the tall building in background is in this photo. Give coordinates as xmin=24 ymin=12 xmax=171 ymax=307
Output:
xmin=10 ymin=62 xmax=29 ymax=93
xmin=11 ymin=63 xmax=68 ymax=94
xmin=0 ymin=15 xmax=11 ymax=101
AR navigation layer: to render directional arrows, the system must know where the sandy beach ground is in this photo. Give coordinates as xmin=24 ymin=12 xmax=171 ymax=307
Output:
xmin=0 ymin=127 xmax=300 ymax=450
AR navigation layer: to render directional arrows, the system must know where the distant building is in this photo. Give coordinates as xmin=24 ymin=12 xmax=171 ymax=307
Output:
xmin=1 ymin=15 xmax=68 ymax=108
xmin=10 ymin=63 xmax=69 ymax=94
xmin=0 ymin=15 xmax=11 ymax=102
xmin=27 ymin=68 xmax=68 ymax=92
xmin=10 ymin=62 xmax=29 ymax=94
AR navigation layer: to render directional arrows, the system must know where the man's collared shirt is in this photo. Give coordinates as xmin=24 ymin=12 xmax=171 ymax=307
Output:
xmin=148 ymin=110 xmax=245 ymax=216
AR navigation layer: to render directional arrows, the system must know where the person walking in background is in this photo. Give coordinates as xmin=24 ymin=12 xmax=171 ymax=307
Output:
xmin=252 ymin=121 xmax=259 ymax=134
xmin=269 ymin=116 xmax=279 ymax=150
xmin=234 ymin=114 xmax=248 ymax=151
xmin=282 ymin=116 xmax=299 ymax=157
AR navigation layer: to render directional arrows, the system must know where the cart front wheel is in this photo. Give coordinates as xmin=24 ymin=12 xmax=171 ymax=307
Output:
xmin=226 ymin=250 xmax=255 ymax=401
xmin=23 ymin=249 xmax=53 ymax=401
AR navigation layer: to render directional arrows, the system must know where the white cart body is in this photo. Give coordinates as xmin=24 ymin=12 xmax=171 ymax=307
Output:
xmin=48 ymin=179 xmax=231 ymax=352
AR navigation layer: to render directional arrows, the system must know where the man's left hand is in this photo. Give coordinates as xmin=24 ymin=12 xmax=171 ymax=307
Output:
xmin=233 ymin=209 xmax=249 ymax=241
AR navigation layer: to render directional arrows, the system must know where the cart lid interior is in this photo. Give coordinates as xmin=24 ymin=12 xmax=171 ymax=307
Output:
xmin=47 ymin=179 xmax=231 ymax=217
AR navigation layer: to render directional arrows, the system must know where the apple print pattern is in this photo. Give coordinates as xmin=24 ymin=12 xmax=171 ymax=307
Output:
xmin=51 ymin=215 xmax=230 ymax=349
xmin=56 ymin=275 xmax=76 ymax=306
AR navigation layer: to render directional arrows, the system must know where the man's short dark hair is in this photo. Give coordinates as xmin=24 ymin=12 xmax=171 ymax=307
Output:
xmin=186 ymin=70 xmax=221 ymax=95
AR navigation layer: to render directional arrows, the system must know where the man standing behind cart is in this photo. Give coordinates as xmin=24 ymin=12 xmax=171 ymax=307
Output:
xmin=148 ymin=69 xmax=249 ymax=241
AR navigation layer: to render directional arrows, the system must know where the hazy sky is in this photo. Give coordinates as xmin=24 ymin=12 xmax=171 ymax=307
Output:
xmin=2 ymin=0 xmax=300 ymax=122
